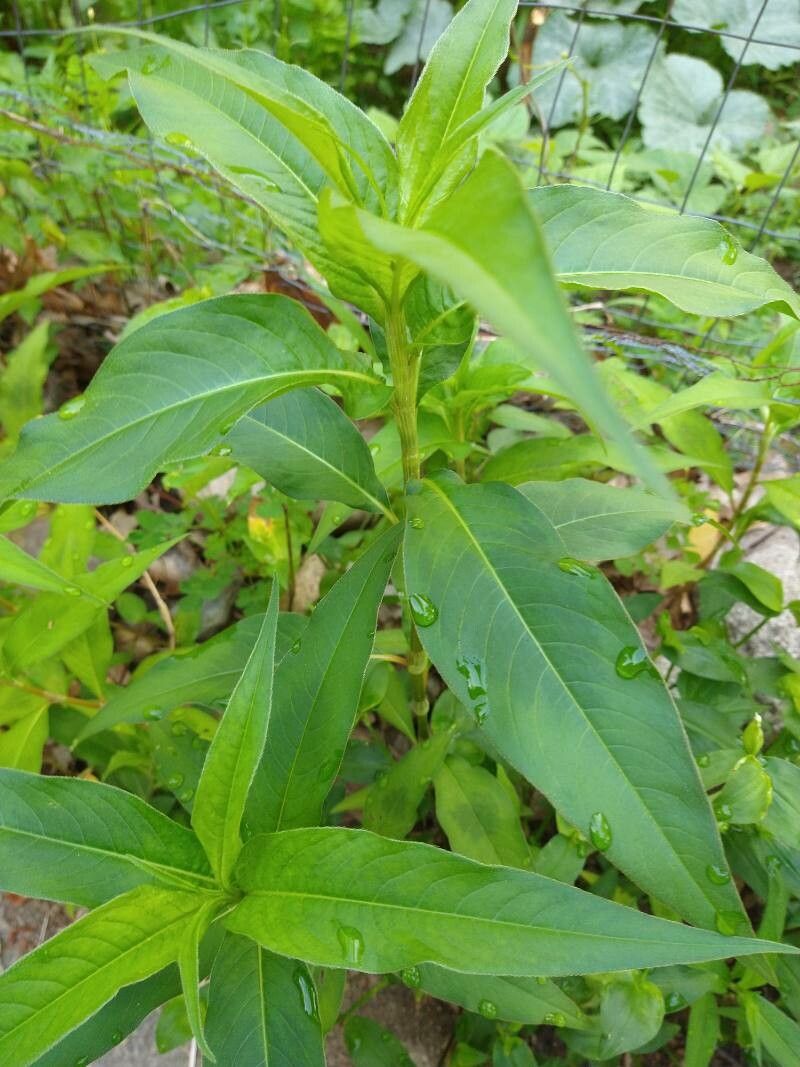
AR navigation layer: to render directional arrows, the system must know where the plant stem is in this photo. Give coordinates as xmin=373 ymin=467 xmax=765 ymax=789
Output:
xmin=337 ymin=976 xmax=391 ymax=1025
xmin=0 ymin=677 xmax=102 ymax=712
xmin=386 ymin=275 xmax=429 ymax=716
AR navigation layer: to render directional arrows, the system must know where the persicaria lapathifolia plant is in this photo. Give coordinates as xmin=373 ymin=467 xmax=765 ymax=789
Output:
xmin=1 ymin=2 xmax=800 ymax=1064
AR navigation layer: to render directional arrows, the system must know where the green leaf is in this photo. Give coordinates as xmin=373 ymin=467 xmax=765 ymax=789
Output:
xmin=2 ymin=540 xmax=177 ymax=673
xmin=0 ymin=295 xmax=378 ymax=504
xmin=683 ymin=992 xmax=720 ymax=1067
xmin=206 ymin=933 xmax=325 ymax=1067
xmin=751 ymin=995 xmax=800 ymax=1066
xmin=533 ymin=185 xmax=800 ymax=320
xmin=245 ymin=525 xmax=401 ymax=833
xmin=0 ymin=768 xmax=213 ymax=906
xmin=415 ymin=966 xmax=587 ymax=1028
xmin=764 ymin=757 xmax=800 ymax=850
xmin=640 ymin=54 xmax=770 ymax=154
xmin=363 ymin=727 xmax=453 ymax=839
xmin=396 ymin=0 xmax=516 ymax=219
xmin=763 ymin=476 xmax=800 ymax=527
xmin=598 ymin=976 xmax=664 ymax=1058
xmin=0 ymin=322 xmax=52 ymax=443
xmin=713 ymin=755 xmax=773 ymax=825
xmin=341 ymin=151 xmax=667 ymax=494
xmin=193 ymin=584 xmax=279 ymax=886
xmin=94 ymin=37 xmax=396 ymax=316
xmin=636 ymin=372 xmax=777 ymax=424
xmin=518 ymin=478 xmax=688 ymax=561
xmin=344 ymin=1016 xmax=413 ymax=1066
xmin=0 ymin=533 xmax=96 ymax=595
xmin=0 ymin=706 xmax=47 ymax=772
xmin=178 ymin=897 xmax=222 ymax=1061
xmin=404 ymin=474 xmax=743 ymax=928
xmin=79 ymin=612 xmax=305 ymax=741
xmin=0 ymin=265 xmax=119 ymax=326
xmin=225 ymin=389 xmax=391 ymax=515
xmin=434 ymin=755 xmax=530 ymax=867
xmin=0 ymin=884 xmax=208 ymax=1066
xmin=227 ymin=827 xmax=789 ymax=975
xmin=673 ymin=0 xmax=800 ymax=70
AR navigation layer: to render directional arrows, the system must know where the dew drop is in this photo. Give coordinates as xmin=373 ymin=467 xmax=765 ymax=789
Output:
xmin=615 ymin=645 xmax=659 ymax=680
xmin=409 ymin=516 xmax=425 ymax=530
xmin=120 ymin=556 xmax=134 ymax=568
xmin=766 ymin=854 xmax=782 ymax=876
xmin=401 ymin=965 xmax=422 ymax=989
xmin=111 ymin=1030 xmax=123 ymax=1044
xmin=690 ymin=512 xmax=709 ymax=527
xmin=589 ymin=811 xmax=612 ymax=852
xmin=144 ymin=708 xmax=164 ymax=721
xmin=166 ymin=773 xmax=184 ymax=790
xmin=706 ymin=863 xmax=731 ymax=886
xmin=337 ymin=925 xmax=364 ymax=965
xmin=408 ymin=593 xmax=438 ymax=628
xmin=58 ymin=396 xmax=86 ymax=421
xmin=179 ymin=787 xmax=194 ymax=803
xmin=291 ymin=637 xmax=302 ymax=655
xmin=455 ymin=654 xmax=489 ymax=725
xmin=719 ymin=235 xmax=738 ymax=266
xmin=171 ymin=722 xmax=187 ymax=737
xmin=20 ymin=502 xmax=35 ymax=516
xmin=544 ymin=1011 xmax=566 ymax=1027
xmin=535 ymin=976 xmax=547 ymax=985
xmin=557 ymin=557 xmax=596 ymax=579
xmin=293 ymin=965 xmax=319 ymax=1020
xmin=714 ymin=801 xmax=732 ymax=822
xmin=64 ymin=586 xmax=82 ymax=597
xmin=369 ymin=442 xmax=381 ymax=456
xmin=210 ymin=443 xmax=233 ymax=457
xmin=165 ymin=131 xmax=194 ymax=149
xmin=478 ymin=999 xmax=497 ymax=1019
xmin=697 ymin=753 xmax=710 ymax=768
xmin=715 ymin=910 xmax=744 ymax=936
xmin=665 ymin=991 xmax=687 ymax=1013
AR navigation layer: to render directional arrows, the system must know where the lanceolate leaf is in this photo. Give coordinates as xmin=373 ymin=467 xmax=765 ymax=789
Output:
xmin=339 ymin=151 xmax=667 ymax=494
xmin=225 ymin=389 xmax=391 ymax=515
xmin=193 ymin=584 xmax=279 ymax=886
xmin=518 ymin=478 xmax=688 ymax=561
xmin=403 ymin=474 xmax=743 ymax=929
xmin=205 ymin=934 xmax=325 ymax=1067
xmin=0 ymin=768 xmax=213 ymax=906
xmin=79 ymin=612 xmax=305 ymax=741
xmin=245 ymin=525 xmax=401 ymax=833
xmin=227 ymin=827 xmax=786 ymax=975
xmin=396 ymin=0 xmax=517 ymax=219
xmin=0 ymin=295 xmax=378 ymax=504
xmin=532 ymin=185 xmax=800 ymax=319
xmin=178 ymin=897 xmax=223 ymax=1061
xmin=2 ymin=539 xmax=178 ymax=674
xmin=416 ymin=966 xmax=587 ymax=1029
xmin=0 ymin=534 xmax=94 ymax=596
xmin=0 ymin=885 xmax=209 ymax=1066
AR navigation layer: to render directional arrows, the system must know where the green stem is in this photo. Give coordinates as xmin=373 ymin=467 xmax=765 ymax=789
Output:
xmin=386 ymin=274 xmax=428 ymax=716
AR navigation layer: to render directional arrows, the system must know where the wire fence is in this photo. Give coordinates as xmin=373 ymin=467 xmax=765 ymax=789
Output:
xmin=1 ymin=0 xmax=799 ymax=432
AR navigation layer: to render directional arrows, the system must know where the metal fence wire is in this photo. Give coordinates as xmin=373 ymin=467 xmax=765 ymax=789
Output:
xmin=0 ymin=0 xmax=798 ymax=402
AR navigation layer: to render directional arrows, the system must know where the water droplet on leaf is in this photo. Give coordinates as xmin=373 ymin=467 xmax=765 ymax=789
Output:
xmin=589 ymin=811 xmax=612 ymax=852
xmin=409 ymin=516 xmax=425 ymax=530
xmin=179 ymin=787 xmax=194 ymax=803
xmin=293 ymin=965 xmax=319 ymax=1020
xmin=665 ymin=991 xmax=687 ymax=1012
xmin=544 ymin=1012 xmax=566 ymax=1027
xmin=697 ymin=753 xmax=710 ymax=768
xmin=64 ymin=586 xmax=82 ymax=597
xmin=291 ymin=638 xmax=302 ymax=655
xmin=478 ymin=999 xmax=497 ymax=1019
xmin=557 ymin=557 xmax=596 ymax=579
xmin=706 ymin=863 xmax=731 ymax=885
xmin=171 ymin=722 xmax=187 ymax=737
xmin=210 ymin=443 xmax=233 ymax=457
xmin=455 ymin=654 xmax=489 ymax=725
xmin=766 ymin=854 xmax=782 ymax=876
xmin=58 ymin=396 xmax=85 ymax=420
xmin=166 ymin=773 xmax=184 ymax=790
xmin=409 ymin=593 xmax=438 ymax=628
xmin=337 ymin=925 xmax=364 ymax=965
xmin=719 ymin=235 xmax=738 ymax=265
xmin=401 ymin=966 xmax=422 ymax=988
xmin=144 ymin=708 xmax=164 ymax=721
xmin=120 ymin=556 xmax=134 ymax=568
xmin=615 ymin=645 xmax=659 ymax=680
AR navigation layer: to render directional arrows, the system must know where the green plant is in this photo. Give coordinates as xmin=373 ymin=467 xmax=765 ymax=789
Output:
xmin=1 ymin=2 xmax=800 ymax=1064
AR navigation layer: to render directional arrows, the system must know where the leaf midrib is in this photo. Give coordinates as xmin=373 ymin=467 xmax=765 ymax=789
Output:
xmin=425 ymin=478 xmax=715 ymax=918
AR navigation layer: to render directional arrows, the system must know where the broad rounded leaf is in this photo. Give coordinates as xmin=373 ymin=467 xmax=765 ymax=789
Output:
xmin=639 ymin=54 xmax=770 ymax=154
xmin=673 ymin=0 xmax=800 ymax=70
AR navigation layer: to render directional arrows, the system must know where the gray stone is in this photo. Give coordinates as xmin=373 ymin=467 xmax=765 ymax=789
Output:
xmin=727 ymin=524 xmax=800 ymax=658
